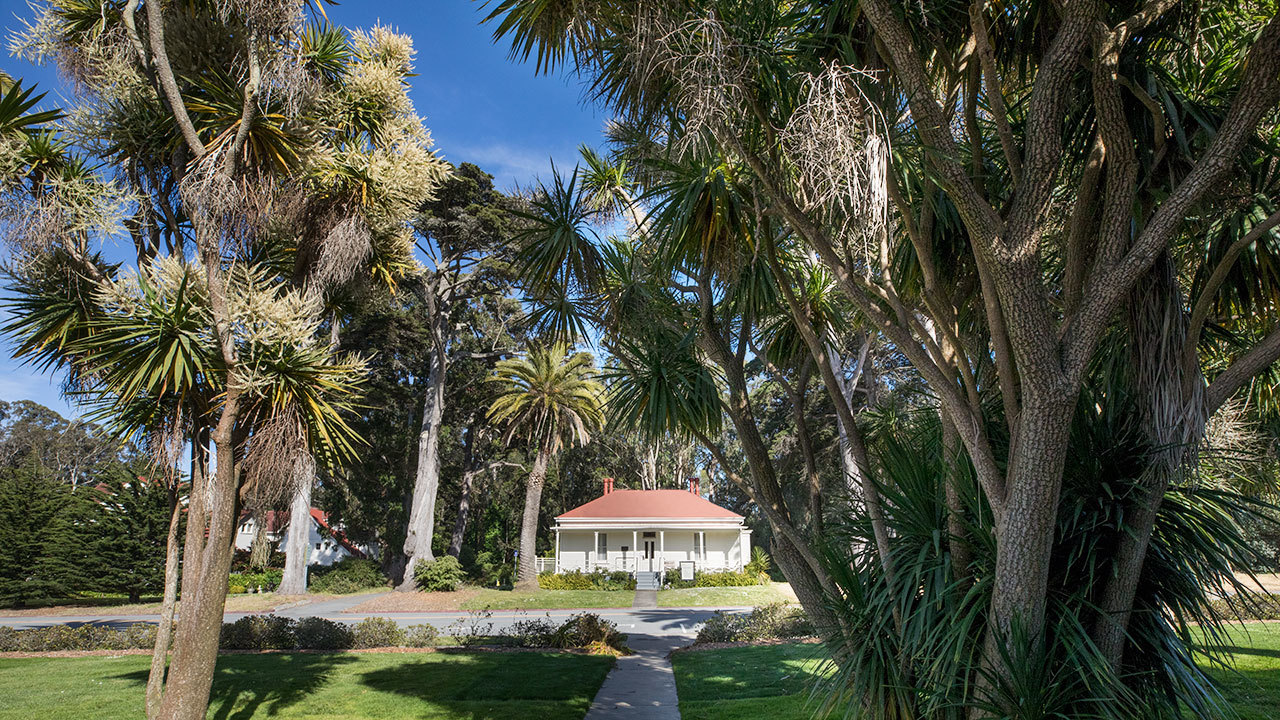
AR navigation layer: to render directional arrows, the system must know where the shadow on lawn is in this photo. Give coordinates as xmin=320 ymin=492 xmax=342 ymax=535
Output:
xmin=359 ymin=651 xmax=607 ymax=706
xmin=115 ymin=653 xmax=358 ymax=720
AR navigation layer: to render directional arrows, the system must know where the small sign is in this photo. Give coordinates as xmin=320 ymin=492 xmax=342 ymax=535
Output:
xmin=679 ymin=561 xmax=695 ymax=581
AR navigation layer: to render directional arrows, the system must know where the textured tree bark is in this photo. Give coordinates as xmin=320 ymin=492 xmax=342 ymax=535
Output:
xmin=1094 ymin=254 xmax=1203 ymax=669
xmin=399 ymin=345 xmax=447 ymax=590
xmin=277 ymin=458 xmax=315 ymax=595
xmin=515 ymin=448 xmax=550 ymax=589
xmin=941 ymin=414 xmax=972 ymax=583
xmin=145 ymin=470 xmax=187 ymax=720
xmin=447 ymin=426 xmax=479 ymax=558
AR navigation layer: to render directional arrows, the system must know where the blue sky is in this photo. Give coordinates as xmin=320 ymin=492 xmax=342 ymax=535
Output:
xmin=0 ymin=0 xmax=604 ymax=419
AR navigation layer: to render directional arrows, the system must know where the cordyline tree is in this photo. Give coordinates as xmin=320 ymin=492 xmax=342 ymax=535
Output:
xmin=4 ymin=2 xmax=445 ymax=718
xmin=487 ymin=0 xmax=1280 ymax=714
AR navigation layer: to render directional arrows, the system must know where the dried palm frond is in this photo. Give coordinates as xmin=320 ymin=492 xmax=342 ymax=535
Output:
xmin=239 ymin=402 xmax=308 ymax=511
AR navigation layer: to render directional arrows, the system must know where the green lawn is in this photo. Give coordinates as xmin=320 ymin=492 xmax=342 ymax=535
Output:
xmin=460 ymin=588 xmax=634 ymax=610
xmin=0 ymin=650 xmax=613 ymax=720
xmin=672 ymin=624 xmax=1280 ymax=720
xmin=657 ymin=583 xmax=795 ymax=608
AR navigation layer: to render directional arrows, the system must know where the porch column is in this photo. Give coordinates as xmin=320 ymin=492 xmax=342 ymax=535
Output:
xmin=632 ymin=530 xmax=637 ymax=573
xmin=554 ymin=528 xmax=561 ymax=574
xmin=738 ymin=529 xmax=749 ymax=570
xmin=659 ymin=530 xmax=665 ymax=575
xmin=593 ymin=530 xmax=599 ymax=569
xmin=699 ymin=531 xmax=705 ymax=564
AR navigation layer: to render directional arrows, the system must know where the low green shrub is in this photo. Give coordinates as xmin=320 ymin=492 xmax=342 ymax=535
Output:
xmin=414 ymin=556 xmax=466 ymax=592
xmin=309 ymin=558 xmax=387 ymax=594
xmin=1207 ymin=592 xmax=1280 ymax=621
xmin=0 ymin=623 xmax=156 ymax=652
xmin=351 ymin=616 xmax=406 ymax=648
xmin=219 ymin=615 xmax=296 ymax=650
xmin=294 ymin=617 xmax=353 ymax=650
xmin=695 ymin=603 xmax=812 ymax=644
xmin=551 ymin=612 xmax=629 ymax=654
xmin=404 ymin=623 xmax=439 ymax=648
xmin=744 ymin=548 xmax=772 ymax=583
xmin=538 ymin=569 xmax=636 ymax=591
xmin=667 ymin=570 xmax=762 ymax=589
xmin=501 ymin=615 xmax=558 ymax=647
xmin=227 ymin=570 xmax=283 ymax=594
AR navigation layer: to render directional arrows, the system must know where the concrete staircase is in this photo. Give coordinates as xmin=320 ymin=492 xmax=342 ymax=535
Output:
xmin=635 ymin=571 xmax=662 ymax=591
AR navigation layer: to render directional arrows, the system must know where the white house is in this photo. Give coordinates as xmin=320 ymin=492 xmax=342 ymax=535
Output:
xmin=545 ymin=477 xmax=751 ymax=585
xmin=234 ymin=508 xmax=371 ymax=566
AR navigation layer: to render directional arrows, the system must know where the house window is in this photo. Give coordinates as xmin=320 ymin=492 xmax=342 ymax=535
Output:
xmin=693 ymin=533 xmax=704 ymax=560
xmin=597 ymin=533 xmax=608 ymax=560
xmin=315 ymin=543 xmax=321 ymax=550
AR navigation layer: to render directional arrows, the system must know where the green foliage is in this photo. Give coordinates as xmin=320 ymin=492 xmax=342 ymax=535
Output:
xmin=227 ymin=570 xmax=282 ymax=594
xmin=218 ymin=615 xmax=297 ymax=651
xmin=404 ymin=623 xmax=439 ymax=648
xmin=414 ymin=555 xmax=466 ymax=592
xmin=83 ymin=470 xmax=180 ymax=602
xmin=1206 ymin=592 xmax=1280 ymax=622
xmin=667 ymin=570 xmax=762 ymax=589
xmin=308 ymin=557 xmax=387 ymax=594
xmin=293 ymin=617 xmax=354 ymax=650
xmin=351 ymin=617 xmax=406 ymax=649
xmin=500 ymin=615 xmax=559 ymax=647
xmin=549 ymin=612 xmax=629 ymax=654
xmin=744 ymin=548 xmax=771 ymax=582
xmin=694 ymin=603 xmax=814 ymax=644
xmin=0 ymin=462 xmax=89 ymax=606
xmin=0 ymin=623 xmax=156 ymax=652
xmin=538 ymin=569 xmax=635 ymax=591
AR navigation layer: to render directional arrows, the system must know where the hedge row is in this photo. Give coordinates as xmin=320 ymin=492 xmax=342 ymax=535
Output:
xmin=666 ymin=570 xmax=763 ymax=589
xmin=538 ymin=570 xmax=636 ymax=591
xmin=695 ymin=603 xmax=813 ymax=644
xmin=2 ymin=611 xmax=630 ymax=654
xmin=228 ymin=570 xmax=283 ymax=594
xmin=1206 ymin=592 xmax=1280 ymax=622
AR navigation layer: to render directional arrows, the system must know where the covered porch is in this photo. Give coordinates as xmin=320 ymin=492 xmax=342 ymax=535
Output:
xmin=548 ymin=525 xmax=751 ymax=576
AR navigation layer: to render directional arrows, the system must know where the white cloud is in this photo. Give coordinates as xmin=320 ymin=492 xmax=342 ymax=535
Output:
xmin=445 ymin=141 xmax=580 ymax=191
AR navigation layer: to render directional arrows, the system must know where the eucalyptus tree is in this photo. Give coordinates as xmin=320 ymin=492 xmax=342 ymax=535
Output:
xmin=5 ymin=3 xmax=445 ymax=718
xmin=487 ymin=344 xmax=604 ymax=588
xmin=486 ymin=0 xmax=1280 ymax=712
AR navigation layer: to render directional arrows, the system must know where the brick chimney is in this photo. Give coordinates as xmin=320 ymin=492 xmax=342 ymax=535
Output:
xmin=688 ymin=477 xmax=700 ymax=495
xmin=602 ymin=477 xmax=614 ymax=496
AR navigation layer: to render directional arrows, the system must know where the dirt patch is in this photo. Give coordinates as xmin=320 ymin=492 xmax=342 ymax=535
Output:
xmin=343 ymin=589 xmax=480 ymax=613
xmin=0 ymin=593 xmax=332 ymax=618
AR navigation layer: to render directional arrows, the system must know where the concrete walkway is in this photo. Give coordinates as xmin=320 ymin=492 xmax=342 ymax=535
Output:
xmin=585 ymin=627 xmax=684 ymax=718
xmin=632 ymin=589 xmax=658 ymax=609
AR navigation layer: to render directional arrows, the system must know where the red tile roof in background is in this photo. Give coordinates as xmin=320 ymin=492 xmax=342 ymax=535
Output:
xmin=557 ymin=489 xmax=743 ymax=520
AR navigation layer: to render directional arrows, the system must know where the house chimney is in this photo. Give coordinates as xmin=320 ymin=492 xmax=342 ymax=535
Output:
xmin=689 ymin=477 xmax=700 ymax=495
xmin=603 ymin=477 xmax=614 ymax=496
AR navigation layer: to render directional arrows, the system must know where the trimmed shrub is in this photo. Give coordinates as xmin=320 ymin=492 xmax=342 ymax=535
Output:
xmin=414 ymin=556 xmax=466 ymax=592
xmin=695 ymin=603 xmax=812 ymax=644
xmin=1206 ymin=592 xmax=1280 ymax=622
xmin=405 ymin=623 xmax=439 ymax=648
xmin=219 ymin=615 xmax=296 ymax=650
xmin=0 ymin=623 xmax=157 ymax=652
xmin=310 ymin=558 xmax=388 ymax=594
xmin=667 ymin=570 xmax=761 ymax=589
xmin=351 ymin=616 xmax=405 ymax=649
xmin=227 ymin=570 xmax=283 ymax=594
xmin=294 ymin=617 xmax=353 ymax=650
xmin=538 ymin=569 xmax=636 ymax=591
xmin=501 ymin=615 xmax=558 ymax=648
xmin=551 ymin=612 xmax=629 ymax=654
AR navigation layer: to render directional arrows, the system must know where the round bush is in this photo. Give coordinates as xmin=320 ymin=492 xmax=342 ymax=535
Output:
xmin=405 ymin=623 xmax=439 ymax=648
xmin=414 ymin=556 xmax=466 ymax=592
xmin=219 ymin=615 xmax=296 ymax=650
xmin=351 ymin=616 xmax=406 ymax=649
xmin=295 ymin=617 xmax=354 ymax=650
xmin=310 ymin=558 xmax=388 ymax=594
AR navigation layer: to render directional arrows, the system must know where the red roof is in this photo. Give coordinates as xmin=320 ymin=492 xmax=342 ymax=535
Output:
xmin=557 ymin=489 xmax=743 ymax=520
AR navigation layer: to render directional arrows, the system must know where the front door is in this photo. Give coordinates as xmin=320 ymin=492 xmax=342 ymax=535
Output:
xmin=643 ymin=540 xmax=656 ymax=571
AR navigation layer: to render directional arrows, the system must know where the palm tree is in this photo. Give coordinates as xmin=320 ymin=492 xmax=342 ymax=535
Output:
xmin=488 ymin=344 xmax=604 ymax=588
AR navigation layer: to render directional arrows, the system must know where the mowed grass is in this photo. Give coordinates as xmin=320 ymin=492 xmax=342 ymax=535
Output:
xmin=657 ymin=583 xmax=796 ymax=608
xmin=460 ymin=588 xmax=634 ymax=610
xmin=0 ymin=650 xmax=613 ymax=720
xmin=672 ymin=624 xmax=1280 ymax=720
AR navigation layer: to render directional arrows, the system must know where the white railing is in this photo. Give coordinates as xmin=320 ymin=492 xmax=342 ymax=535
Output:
xmin=545 ymin=555 xmax=742 ymax=575
xmin=535 ymin=557 xmax=556 ymax=574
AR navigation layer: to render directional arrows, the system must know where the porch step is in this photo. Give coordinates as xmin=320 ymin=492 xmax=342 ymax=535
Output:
xmin=635 ymin=571 xmax=662 ymax=590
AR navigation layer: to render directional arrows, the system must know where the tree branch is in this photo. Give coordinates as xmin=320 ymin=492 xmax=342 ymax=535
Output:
xmin=1205 ymin=325 xmax=1280 ymax=414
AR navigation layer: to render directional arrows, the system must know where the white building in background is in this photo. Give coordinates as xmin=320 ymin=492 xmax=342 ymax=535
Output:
xmin=234 ymin=508 xmax=371 ymax=566
xmin=545 ymin=477 xmax=752 ymax=587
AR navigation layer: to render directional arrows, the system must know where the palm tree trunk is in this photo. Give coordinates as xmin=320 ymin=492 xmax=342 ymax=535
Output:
xmin=277 ymin=457 xmax=315 ymax=595
xmin=145 ymin=467 xmax=189 ymax=720
xmin=399 ymin=343 xmax=447 ymax=590
xmin=515 ymin=448 xmax=550 ymax=589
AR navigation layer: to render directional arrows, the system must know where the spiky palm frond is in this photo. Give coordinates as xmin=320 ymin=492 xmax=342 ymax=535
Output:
xmin=487 ymin=343 xmax=604 ymax=455
xmin=604 ymin=332 xmax=723 ymax=442
xmin=512 ymin=165 xmax=604 ymax=295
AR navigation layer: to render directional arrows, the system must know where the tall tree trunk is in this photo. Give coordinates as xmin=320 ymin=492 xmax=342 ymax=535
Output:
xmin=515 ymin=448 xmax=550 ymax=589
xmin=447 ymin=426 xmax=479 ymax=558
xmin=641 ymin=442 xmax=658 ymax=489
xmin=399 ymin=344 xmax=447 ymax=590
xmin=276 ymin=457 xmax=315 ymax=595
xmin=1094 ymin=254 xmax=1204 ymax=669
xmin=145 ymin=457 xmax=193 ymax=720
xmin=941 ymin=414 xmax=972 ymax=583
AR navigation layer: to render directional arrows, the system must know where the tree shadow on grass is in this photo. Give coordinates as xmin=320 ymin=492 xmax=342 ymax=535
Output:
xmin=358 ymin=651 xmax=611 ymax=714
xmin=114 ymin=653 xmax=358 ymax=720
